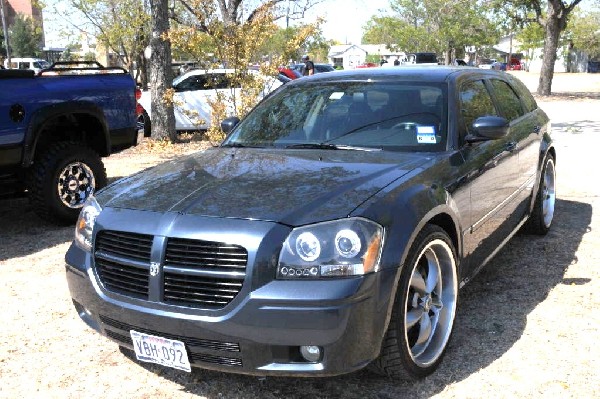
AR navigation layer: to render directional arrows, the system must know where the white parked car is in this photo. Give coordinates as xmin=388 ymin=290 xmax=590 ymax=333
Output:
xmin=138 ymin=69 xmax=282 ymax=135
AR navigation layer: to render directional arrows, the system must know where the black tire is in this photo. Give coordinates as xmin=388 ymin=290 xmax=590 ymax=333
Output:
xmin=523 ymin=154 xmax=556 ymax=235
xmin=370 ymin=225 xmax=458 ymax=380
xmin=28 ymin=141 xmax=107 ymax=224
xmin=138 ymin=110 xmax=151 ymax=137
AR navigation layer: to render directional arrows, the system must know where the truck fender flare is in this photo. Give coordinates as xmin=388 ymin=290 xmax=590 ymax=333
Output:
xmin=22 ymin=101 xmax=110 ymax=167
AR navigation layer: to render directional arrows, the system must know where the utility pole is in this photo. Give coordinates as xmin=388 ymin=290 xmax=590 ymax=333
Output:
xmin=0 ymin=0 xmax=10 ymax=65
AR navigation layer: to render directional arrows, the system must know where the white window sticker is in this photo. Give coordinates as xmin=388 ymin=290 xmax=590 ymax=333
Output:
xmin=416 ymin=126 xmax=437 ymax=144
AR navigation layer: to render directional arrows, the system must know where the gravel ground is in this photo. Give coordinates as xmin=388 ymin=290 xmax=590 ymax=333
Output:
xmin=0 ymin=72 xmax=599 ymax=399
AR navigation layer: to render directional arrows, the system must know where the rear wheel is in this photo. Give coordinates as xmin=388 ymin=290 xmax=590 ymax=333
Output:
xmin=137 ymin=110 xmax=151 ymax=137
xmin=371 ymin=225 xmax=458 ymax=380
xmin=524 ymin=154 xmax=556 ymax=235
xmin=29 ymin=141 xmax=107 ymax=224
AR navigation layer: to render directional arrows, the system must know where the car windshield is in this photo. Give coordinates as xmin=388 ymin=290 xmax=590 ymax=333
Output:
xmin=222 ymin=81 xmax=448 ymax=152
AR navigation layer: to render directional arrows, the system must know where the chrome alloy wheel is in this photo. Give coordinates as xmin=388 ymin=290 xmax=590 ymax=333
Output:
xmin=404 ymin=238 xmax=458 ymax=367
xmin=57 ymin=162 xmax=96 ymax=208
xmin=542 ymin=157 xmax=556 ymax=228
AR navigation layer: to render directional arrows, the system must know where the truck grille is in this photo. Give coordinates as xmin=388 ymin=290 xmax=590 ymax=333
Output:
xmin=93 ymin=230 xmax=248 ymax=309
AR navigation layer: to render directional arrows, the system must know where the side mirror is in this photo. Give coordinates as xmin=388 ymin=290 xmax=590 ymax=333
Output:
xmin=220 ymin=116 xmax=240 ymax=134
xmin=465 ymin=116 xmax=509 ymax=143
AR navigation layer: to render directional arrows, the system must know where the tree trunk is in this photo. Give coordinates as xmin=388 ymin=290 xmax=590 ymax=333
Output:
xmin=149 ymin=0 xmax=176 ymax=141
xmin=537 ymin=13 xmax=561 ymax=96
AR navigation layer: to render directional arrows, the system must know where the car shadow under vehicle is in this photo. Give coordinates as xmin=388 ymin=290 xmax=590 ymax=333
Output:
xmin=114 ymin=197 xmax=592 ymax=398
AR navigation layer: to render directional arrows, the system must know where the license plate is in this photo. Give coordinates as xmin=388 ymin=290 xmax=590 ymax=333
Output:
xmin=130 ymin=330 xmax=192 ymax=372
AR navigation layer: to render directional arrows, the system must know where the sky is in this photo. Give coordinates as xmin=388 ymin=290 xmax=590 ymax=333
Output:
xmin=42 ymin=0 xmax=392 ymax=48
xmin=301 ymin=0 xmax=391 ymax=44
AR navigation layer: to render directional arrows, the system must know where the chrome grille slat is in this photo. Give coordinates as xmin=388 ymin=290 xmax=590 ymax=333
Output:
xmin=95 ymin=231 xmax=153 ymax=262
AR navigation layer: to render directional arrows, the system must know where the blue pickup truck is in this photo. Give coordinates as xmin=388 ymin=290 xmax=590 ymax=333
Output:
xmin=0 ymin=62 xmax=139 ymax=224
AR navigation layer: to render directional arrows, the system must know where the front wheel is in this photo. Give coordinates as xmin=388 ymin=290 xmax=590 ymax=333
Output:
xmin=371 ymin=225 xmax=458 ymax=380
xmin=29 ymin=141 xmax=107 ymax=224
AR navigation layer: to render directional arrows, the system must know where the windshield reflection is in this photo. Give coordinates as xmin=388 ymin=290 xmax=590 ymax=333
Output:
xmin=223 ymin=81 xmax=448 ymax=152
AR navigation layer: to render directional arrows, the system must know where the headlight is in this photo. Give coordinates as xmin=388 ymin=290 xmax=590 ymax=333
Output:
xmin=277 ymin=218 xmax=384 ymax=279
xmin=74 ymin=196 xmax=102 ymax=252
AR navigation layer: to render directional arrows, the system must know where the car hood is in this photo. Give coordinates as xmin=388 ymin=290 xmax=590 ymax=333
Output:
xmin=97 ymin=148 xmax=429 ymax=226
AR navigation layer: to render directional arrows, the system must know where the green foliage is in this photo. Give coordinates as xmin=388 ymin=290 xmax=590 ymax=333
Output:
xmin=60 ymin=47 xmax=74 ymax=61
xmin=362 ymin=0 xmax=500 ymax=60
xmin=9 ymin=14 xmax=42 ymax=57
xmin=69 ymin=0 xmax=150 ymax=72
xmin=568 ymin=10 xmax=600 ymax=59
xmin=0 ymin=30 xmax=5 ymax=57
xmin=168 ymin=0 xmax=321 ymax=142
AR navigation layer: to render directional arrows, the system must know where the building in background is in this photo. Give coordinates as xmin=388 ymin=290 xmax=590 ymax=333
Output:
xmin=3 ymin=0 xmax=45 ymax=46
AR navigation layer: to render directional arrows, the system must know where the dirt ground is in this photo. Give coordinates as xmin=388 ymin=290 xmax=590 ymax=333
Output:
xmin=1 ymin=72 xmax=599 ymax=399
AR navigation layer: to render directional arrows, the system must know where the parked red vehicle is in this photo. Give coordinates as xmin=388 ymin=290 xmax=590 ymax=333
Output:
xmin=508 ymin=58 xmax=522 ymax=70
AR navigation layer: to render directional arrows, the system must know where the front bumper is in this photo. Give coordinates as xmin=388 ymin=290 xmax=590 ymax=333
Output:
xmin=66 ymin=235 xmax=397 ymax=377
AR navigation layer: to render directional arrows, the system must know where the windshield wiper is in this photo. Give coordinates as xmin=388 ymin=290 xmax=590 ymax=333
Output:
xmin=221 ymin=142 xmax=265 ymax=148
xmin=285 ymin=143 xmax=339 ymax=150
xmin=286 ymin=143 xmax=381 ymax=152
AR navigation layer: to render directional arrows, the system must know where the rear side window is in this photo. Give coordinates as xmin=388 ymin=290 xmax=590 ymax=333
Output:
xmin=489 ymin=79 xmax=525 ymax=121
xmin=508 ymin=77 xmax=538 ymax=113
xmin=459 ymin=80 xmax=497 ymax=135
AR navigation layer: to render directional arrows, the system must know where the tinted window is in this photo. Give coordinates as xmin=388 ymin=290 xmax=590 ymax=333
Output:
xmin=175 ymin=75 xmax=208 ymax=91
xmin=489 ymin=79 xmax=524 ymax=121
xmin=507 ymin=77 xmax=538 ymax=113
xmin=224 ymin=81 xmax=448 ymax=152
xmin=460 ymin=80 xmax=497 ymax=135
xmin=174 ymin=73 xmax=238 ymax=91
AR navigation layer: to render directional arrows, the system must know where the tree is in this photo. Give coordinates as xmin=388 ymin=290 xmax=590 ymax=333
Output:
xmin=502 ymin=0 xmax=583 ymax=95
xmin=0 ymin=30 xmax=6 ymax=59
xmin=569 ymin=10 xmax=600 ymax=60
xmin=9 ymin=14 xmax=42 ymax=57
xmin=362 ymin=0 xmax=500 ymax=64
xmin=516 ymin=22 xmax=545 ymax=71
xmin=149 ymin=0 xmax=176 ymax=141
xmin=165 ymin=0 xmax=321 ymax=142
xmin=66 ymin=0 xmax=150 ymax=82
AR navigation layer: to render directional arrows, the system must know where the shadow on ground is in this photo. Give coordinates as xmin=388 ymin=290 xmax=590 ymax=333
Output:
xmin=116 ymin=198 xmax=592 ymax=399
xmin=0 ymin=197 xmax=72 ymax=261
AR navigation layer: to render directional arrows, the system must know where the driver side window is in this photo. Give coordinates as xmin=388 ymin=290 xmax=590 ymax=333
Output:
xmin=459 ymin=80 xmax=497 ymax=138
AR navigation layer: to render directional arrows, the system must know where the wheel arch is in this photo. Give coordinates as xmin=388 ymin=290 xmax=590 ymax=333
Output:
xmin=22 ymin=101 xmax=110 ymax=167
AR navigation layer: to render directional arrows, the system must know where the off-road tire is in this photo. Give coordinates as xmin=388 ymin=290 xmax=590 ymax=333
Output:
xmin=370 ymin=225 xmax=458 ymax=380
xmin=523 ymin=154 xmax=556 ymax=235
xmin=28 ymin=141 xmax=107 ymax=224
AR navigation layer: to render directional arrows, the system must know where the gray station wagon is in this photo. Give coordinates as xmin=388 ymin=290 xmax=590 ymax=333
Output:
xmin=66 ymin=66 xmax=555 ymax=380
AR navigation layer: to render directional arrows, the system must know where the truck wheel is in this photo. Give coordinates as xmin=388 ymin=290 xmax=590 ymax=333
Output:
xmin=370 ymin=225 xmax=458 ymax=380
xmin=29 ymin=141 xmax=107 ymax=224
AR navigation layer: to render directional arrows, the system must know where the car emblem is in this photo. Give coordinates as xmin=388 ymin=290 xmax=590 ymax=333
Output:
xmin=149 ymin=262 xmax=160 ymax=277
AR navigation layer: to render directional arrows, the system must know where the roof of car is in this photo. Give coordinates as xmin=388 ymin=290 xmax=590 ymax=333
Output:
xmin=289 ymin=65 xmax=494 ymax=84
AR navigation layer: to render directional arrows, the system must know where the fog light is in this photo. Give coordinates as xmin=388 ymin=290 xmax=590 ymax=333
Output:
xmin=300 ymin=345 xmax=322 ymax=363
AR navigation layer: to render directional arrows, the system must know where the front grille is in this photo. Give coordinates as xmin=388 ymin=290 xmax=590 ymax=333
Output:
xmin=95 ymin=257 xmax=148 ymax=298
xmin=95 ymin=231 xmax=153 ymax=262
xmin=94 ymin=231 xmax=153 ymax=299
xmin=100 ymin=315 xmax=243 ymax=367
xmin=165 ymin=238 xmax=247 ymax=272
xmin=93 ymin=230 xmax=248 ymax=310
xmin=164 ymin=238 xmax=247 ymax=308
